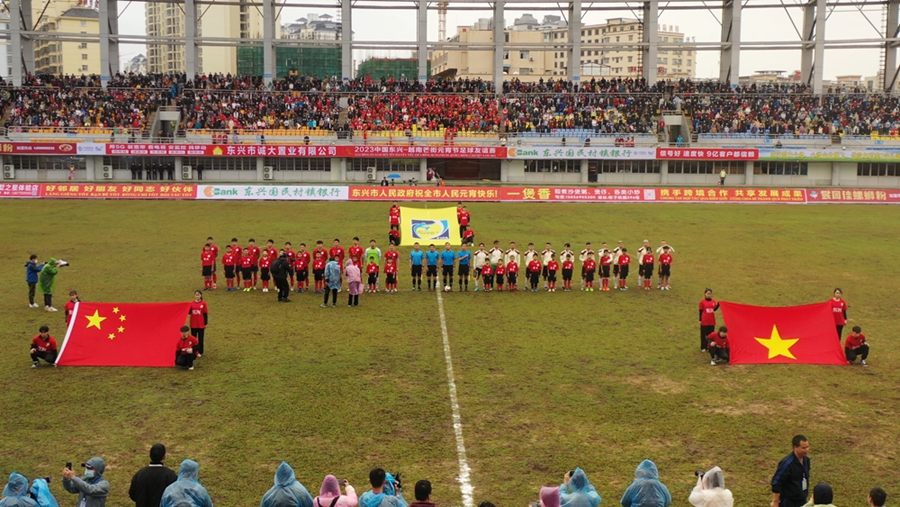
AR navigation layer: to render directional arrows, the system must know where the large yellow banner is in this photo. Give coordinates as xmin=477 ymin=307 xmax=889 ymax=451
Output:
xmin=399 ymin=207 xmax=461 ymax=246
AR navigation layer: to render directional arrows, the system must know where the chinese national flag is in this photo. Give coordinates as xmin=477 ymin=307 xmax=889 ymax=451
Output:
xmin=720 ymin=301 xmax=847 ymax=365
xmin=56 ymin=302 xmax=191 ymax=367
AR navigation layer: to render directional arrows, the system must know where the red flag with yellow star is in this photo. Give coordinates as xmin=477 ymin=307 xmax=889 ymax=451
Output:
xmin=56 ymin=302 xmax=192 ymax=367
xmin=720 ymin=301 xmax=847 ymax=365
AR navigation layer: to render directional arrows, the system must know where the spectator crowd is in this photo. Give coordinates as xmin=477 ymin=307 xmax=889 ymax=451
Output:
xmin=3 ymin=73 xmax=898 ymax=136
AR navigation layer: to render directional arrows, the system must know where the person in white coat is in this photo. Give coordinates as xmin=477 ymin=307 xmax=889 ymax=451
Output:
xmin=688 ymin=467 xmax=733 ymax=507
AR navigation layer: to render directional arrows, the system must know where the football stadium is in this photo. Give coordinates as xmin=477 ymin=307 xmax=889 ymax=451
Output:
xmin=1 ymin=0 xmax=900 ymax=506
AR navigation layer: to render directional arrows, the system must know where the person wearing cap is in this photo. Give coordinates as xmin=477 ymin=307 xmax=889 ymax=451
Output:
xmin=160 ymin=460 xmax=212 ymax=507
xmin=62 ymin=457 xmax=109 ymax=507
xmin=1 ymin=472 xmax=37 ymax=507
xmin=688 ymin=467 xmax=733 ymax=507
xmin=129 ymin=444 xmax=177 ymax=507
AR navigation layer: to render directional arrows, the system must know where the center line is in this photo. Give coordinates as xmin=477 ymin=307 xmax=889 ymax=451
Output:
xmin=436 ymin=290 xmax=475 ymax=507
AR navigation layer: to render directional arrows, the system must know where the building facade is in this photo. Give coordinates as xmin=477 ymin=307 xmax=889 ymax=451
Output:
xmin=282 ymin=13 xmax=342 ymax=40
xmin=146 ymin=2 xmax=280 ymax=75
xmin=550 ymin=18 xmax=695 ymax=79
xmin=32 ymin=1 xmax=101 ymax=75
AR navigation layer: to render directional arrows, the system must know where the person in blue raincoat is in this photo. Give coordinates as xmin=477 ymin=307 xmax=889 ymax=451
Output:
xmin=620 ymin=460 xmax=671 ymax=507
xmin=261 ymin=462 xmax=313 ymax=507
xmin=160 ymin=460 xmax=213 ymax=507
xmin=559 ymin=468 xmax=602 ymax=507
xmin=0 ymin=473 xmax=37 ymax=507
xmin=359 ymin=469 xmax=407 ymax=507
xmin=29 ymin=478 xmax=58 ymax=507
xmin=321 ymin=257 xmax=342 ymax=308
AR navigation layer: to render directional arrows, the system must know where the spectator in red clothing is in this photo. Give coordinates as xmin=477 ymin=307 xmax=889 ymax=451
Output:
xmin=707 ymin=326 xmax=730 ymax=366
xmin=408 ymin=481 xmax=434 ymax=507
xmin=30 ymin=325 xmax=58 ymax=367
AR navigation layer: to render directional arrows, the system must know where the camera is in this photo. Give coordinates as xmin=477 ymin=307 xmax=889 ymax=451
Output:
xmin=391 ymin=472 xmax=403 ymax=490
xmin=694 ymin=471 xmax=704 ymax=478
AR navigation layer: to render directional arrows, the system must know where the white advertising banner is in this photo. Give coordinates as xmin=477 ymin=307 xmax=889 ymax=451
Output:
xmin=196 ymin=185 xmax=349 ymax=200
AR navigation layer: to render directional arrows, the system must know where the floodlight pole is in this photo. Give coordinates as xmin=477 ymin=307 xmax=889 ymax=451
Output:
xmin=492 ymin=0 xmax=504 ymax=94
xmin=884 ymin=0 xmax=899 ymax=91
xmin=719 ymin=0 xmax=741 ymax=84
xmin=801 ymin=0 xmax=825 ymax=93
xmin=263 ymin=0 xmax=276 ymax=85
xmin=417 ymin=0 xmax=428 ymax=82
xmin=567 ymin=0 xmax=581 ymax=83
xmin=185 ymin=0 xmax=199 ymax=79
xmin=99 ymin=0 xmax=121 ymax=87
xmin=11 ymin=0 xmax=34 ymax=87
xmin=642 ymin=0 xmax=658 ymax=84
xmin=342 ymin=0 xmax=353 ymax=81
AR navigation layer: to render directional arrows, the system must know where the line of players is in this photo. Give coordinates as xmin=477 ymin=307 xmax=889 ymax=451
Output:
xmin=200 ymin=237 xmax=406 ymax=293
xmin=419 ymin=239 xmax=675 ymax=292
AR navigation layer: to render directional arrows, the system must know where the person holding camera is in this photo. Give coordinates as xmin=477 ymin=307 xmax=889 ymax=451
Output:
xmin=38 ymin=258 xmax=66 ymax=312
xmin=315 ymin=475 xmax=357 ymax=507
xmin=771 ymin=435 xmax=810 ymax=507
xmin=30 ymin=325 xmax=58 ymax=368
xmin=261 ymin=462 xmax=314 ymax=507
xmin=1 ymin=472 xmax=36 ymax=507
xmin=25 ymin=254 xmax=45 ymax=308
xmin=360 ymin=469 xmax=407 ymax=507
xmin=559 ymin=468 xmax=601 ymax=507
xmin=688 ymin=467 xmax=733 ymax=507
xmin=620 ymin=460 xmax=671 ymax=507
xmin=62 ymin=457 xmax=109 ymax=507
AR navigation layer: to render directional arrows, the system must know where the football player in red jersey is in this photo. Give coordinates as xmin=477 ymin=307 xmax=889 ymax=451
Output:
xmin=366 ymin=259 xmax=379 ymax=292
xmin=312 ymin=252 xmax=326 ymax=293
xmin=599 ymin=249 xmax=613 ymax=291
xmin=527 ymin=257 xmax=542 ymax=292
xmin=247 ymin=239 xmax=261 ymax=288
xmin=389 ymin=228 xmax=401 ymax=246
xmin=295 ymin=243 xmax=311 ymax=292
xmin=264 ymin=239 xmax=278 ymax=262
xmin=384 ymin=244 xmax=400 ymax=292
xmin=259 ymin=252 xmax=272 ymax=292
xmin=201 ymin=244 xmax=215 ymax=289
xmin=698 ymin=288 xmax=720 ymax=351
xmin=30 ymin=325 xmax=58 ymax=367
xmin=222 ymin=246 xmax=237 ymax=291
xmin=384 ymin=257 xmax=398 ymax=292
xmin=583 ymin=253 xmax=597 ymax=291
xmin=561 ymin=254 xmax=574 ymax=291
xmin=617 ymin=248 xmax=631 ymax=290
xmin=206 ymin=237 xmax=219 ymax=288
xmin=329 ymin=239 xmax=346 ymax=267
xmin=546 ymin=254 xmax=559 ymax=292
xmin=844 ymin=326 xmax=869 ymax=366
xmin=481 ymin=262 xmax=494 ymax=291
xmin=312 ymin=241 xmax=328 ymax=266
xmin=640 ymin=249 xmax=655 ymax=291
xmin=658 ymin=246 xmax=673 ymax=290
xmin=494 ymin=261 xmax=506 ymax=291
xmin=230 ymin=238 xmax=243 ymax=284
xmin=64 ymin=290 xmax=80 ymax=326
xmin=349 ymin=237 xmax=364 ymax=266
xmin=506 ymin=258 xmax=519 ymax=291
xmin=707 ymin=326 xmax=730 ymax=365
xmin=240 ymin=248 xmax=254 ymax=292
xmin=283 ymin=242 xmax=297 ymax=287
xmin=189 ymin=290 xmax=209 ymax=357
xmin=458 ymin=206 xmax=471 ymax=239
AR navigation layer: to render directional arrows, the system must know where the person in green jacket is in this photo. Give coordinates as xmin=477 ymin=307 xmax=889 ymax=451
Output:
xmin=38 ymin=258 xmax=63 ymax=312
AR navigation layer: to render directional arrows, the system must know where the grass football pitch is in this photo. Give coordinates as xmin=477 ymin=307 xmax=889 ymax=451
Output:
xmin=1 ymin=200 xmax=898 ymax=507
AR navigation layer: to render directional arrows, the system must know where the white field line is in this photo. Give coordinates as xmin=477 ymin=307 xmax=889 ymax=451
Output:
xmin=435 ymin=290 xmax=475 ymax=507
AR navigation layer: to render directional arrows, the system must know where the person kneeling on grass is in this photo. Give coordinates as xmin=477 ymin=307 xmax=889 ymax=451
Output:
xmin=261 ymin=462 xmax=313 ymax=507
xmin=30 ymin=325 xmax=57 ymax=368
xmin=559 ymin=468 xmax=602 ymax=507
xmin=175 ymin=326 xmax=199 ymax=370
xmin=360 ymin=469 xmax=407 ymax=507
xmin=1 ymin=472 xmax=37 ymax=507
xmin=844 ymin=326 xmax=869 ymax=366
xmin=621 ymin=460 xmax=672 ymax=507
xmin=688 ymin=467 xmax=733 ymax=507
xmin=160 ymin=460 xmax=213 ymax=507
xmin=707 ymin=327 xmax=730 ymax=366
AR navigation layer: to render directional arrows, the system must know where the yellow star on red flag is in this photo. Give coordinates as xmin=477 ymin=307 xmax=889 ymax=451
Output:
xmin=85 ymin=310 xmax=107 ymax=330
xmin=755 ymin=325 xmax=800 ymax=360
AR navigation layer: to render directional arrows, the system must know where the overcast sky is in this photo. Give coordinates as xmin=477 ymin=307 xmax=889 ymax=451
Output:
xmin=115 ymin=1 xmax=888 ymax=80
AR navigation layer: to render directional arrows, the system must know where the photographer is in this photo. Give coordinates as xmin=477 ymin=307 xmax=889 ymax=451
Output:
xmin=62 ymin=457 xmax=109 ymax=507
xmin=688 ymin=467 xmax=733 ymax=507
xmin=39 ymin=258 xmax=67 ymax=312
xmin=1 ymin=472 xmax=36 ymax=507
xmin=360 ymin=469 xmax=407 ymax=507
xmin=314 ymin=476 xmax=357 ymax=507
xmin=559 ymin=468 xmax=601 ymax=507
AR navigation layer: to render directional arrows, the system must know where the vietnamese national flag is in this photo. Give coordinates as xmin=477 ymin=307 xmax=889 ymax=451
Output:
xmin=56 ymin=302 xmax=192 ymax=367
xmin=720 ymin=301 xmax=848 ymax=365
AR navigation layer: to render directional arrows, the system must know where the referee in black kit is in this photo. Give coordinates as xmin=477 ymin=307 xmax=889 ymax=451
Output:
xmin=771 ymin=435 xmax=811 ymax=507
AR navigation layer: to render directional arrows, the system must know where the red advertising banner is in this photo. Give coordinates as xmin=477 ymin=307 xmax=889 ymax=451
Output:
xmin=0 ymin=183 xmax=42 ymax=198
xmin=349 ymin=186 xmax=503 ymax=201
xmin=654 ymin=187 xmax=807 ymax=203
xmin=104 ymin=143 xmax=506 ymax=159
xmin=805 ymin=188 xmax=900 ymax=203
xmin=41 ymin=183 xmax=197 ymax=199
xmin=0 ymin=142 xmax=80 ymax=155
xmin=656 ymin=148 xmax=759 ymax=160
xmin=500 ymin=187 xmax=651 ymax=201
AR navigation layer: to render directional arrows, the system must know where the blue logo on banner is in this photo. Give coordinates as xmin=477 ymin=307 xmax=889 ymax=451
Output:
xmin=411 ymin=219 xmax=450 ymax=240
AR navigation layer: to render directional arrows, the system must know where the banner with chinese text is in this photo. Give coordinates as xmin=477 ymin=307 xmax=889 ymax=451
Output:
xmin=656 ymin=148 xmax=759 ymax=160
xmin=196 ymin=184 xmax=349 ymax=200
xmin=507 ymin=147 xmax=656 ymax=160
xmin=759 ymin=148 xmax=900 ymax=162
xmin=806 ymin=188 xmax=900 ymax=203
xmin=652 ymin=187 xmax=807 ymax=203
xmin=42 ymin=183 xmax=197 ymax=199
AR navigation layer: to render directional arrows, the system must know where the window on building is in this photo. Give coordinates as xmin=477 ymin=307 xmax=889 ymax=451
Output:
xmin=82 ymin=54 xmax=88 ymax=60
xmin=81 ymin=65 xmax=89 ymax=71
xmin=265 ymin=158 xmax=330 ymax=171
xmin=520 ymin=51 xmax=530 ymax=59
xmin=669 ymin=161 xmax=746 ymax=174
xmin=80 ymin=20 xmax=87 ymax=26
xmin=616 ymin=36 xmax=620 ymax=42
xmin=592 ymin=160 xmax=661 ymax=174
xmin=503 ymin=51 xmax=509 ymax=60
xmin=857 ymin=163 xmax=900 ymax=176
xmin=628 ymin=35 xmax=633 ymax=41
xmin=628 ymin=56 xmax=633 ymax=62
xmin=524 ymin=160 xmax=580 ymax=173
xmin=688 ymin=60 xmax=692 ymax=66
xmin=504 ymin=33 xmax=510 ymax=42
xmin=753 ymin=162 xmax=807 ymax=175
xmin=185 ymin=157 xmax=257 ymax=171
xmin=78 ymin=42 xmax=87 ymax=49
